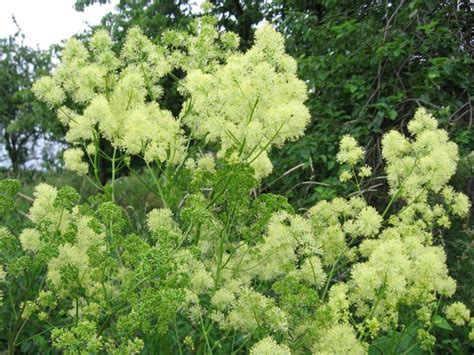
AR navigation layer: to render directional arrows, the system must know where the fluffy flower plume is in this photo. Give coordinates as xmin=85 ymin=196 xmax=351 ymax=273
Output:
xmin=382 ymin=108 xmax=459 ymax=196
xmin=445 ymin=302 xmax=470 ymax=326
xmin=33 ymin=29 xmax=186 ymax=168
xmin=63 ymin=148 xmax=88 ymax=176
xmin=250 ymin=337 xmax=291 ymax=355
xmin=337 ymin=135 xmax=365 ymax=166
xmin=181 ymin=24 xmax=310 ymax=179
xmin=33 ymin=22 xmax=308 ymax=180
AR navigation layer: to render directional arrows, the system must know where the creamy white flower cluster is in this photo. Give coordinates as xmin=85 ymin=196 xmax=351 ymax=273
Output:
xmin=182 ymin=24 xmax=310 ymax=179
xmin=33 ymin=21 xmax=309 ymax=180
xmin=170 ymin=109 xmax=471 ymax=353
xmin=4 ymin=106 xmax=472 ymax=353
xmin=337 ymin=135 xmax=372 ymax=182
xmin=20 ymin=184 xmax=106 ymax=296
xmin=33 ymin=28 xmax=186 ymax=171
xmin=383 ymin=108 xmax=461 ymax=198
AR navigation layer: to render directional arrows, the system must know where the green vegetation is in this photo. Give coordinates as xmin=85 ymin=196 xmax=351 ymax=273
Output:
xmin=0 ymin=1 xmax=472 ymax=353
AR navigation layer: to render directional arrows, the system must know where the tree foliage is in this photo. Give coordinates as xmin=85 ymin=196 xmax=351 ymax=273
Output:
xmin=75 ymin=0 xmax=193 ymax=45
xmin=209 ymin=0 xmax=266 ymax=49
xmin=265 ymin=0 xmax=474 ymax=208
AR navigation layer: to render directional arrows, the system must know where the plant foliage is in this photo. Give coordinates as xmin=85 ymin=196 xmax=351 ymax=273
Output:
xmin=0 ymin=11 xmax=472 ymax=354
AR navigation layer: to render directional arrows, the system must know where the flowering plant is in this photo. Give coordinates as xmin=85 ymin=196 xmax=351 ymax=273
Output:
xmin=0 ymin=14 xmax=472 ymax=354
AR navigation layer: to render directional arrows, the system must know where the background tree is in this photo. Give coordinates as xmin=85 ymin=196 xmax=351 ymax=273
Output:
xmin=0 ymin=23 xmax=58 ymax=173
xmin=264 ymin=0 xmax=474 ymax=208
xmin=209 ymin=0 xmax=265 ymax=49
xmin=75 ymin=0 xmax=193 ymax=45
xmin=75 ymin=0 xmax=268 ymax=51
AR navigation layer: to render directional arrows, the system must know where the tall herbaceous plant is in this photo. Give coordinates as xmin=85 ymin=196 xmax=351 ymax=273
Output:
xmin=0 ymin=9 xmax=472 ymax=355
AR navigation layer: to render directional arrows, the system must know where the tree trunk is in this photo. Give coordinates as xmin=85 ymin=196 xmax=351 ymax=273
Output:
xmin=4 ymin=132 xmax=22 ymax=173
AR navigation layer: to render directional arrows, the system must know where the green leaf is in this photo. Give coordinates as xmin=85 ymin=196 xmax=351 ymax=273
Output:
xmin=432 ymin=314 xmax=453 ymax=331
xmin=345 ymin=83 xmax=358 ymax=93
xmin=388 ymin=110 xmax=398 ymax=120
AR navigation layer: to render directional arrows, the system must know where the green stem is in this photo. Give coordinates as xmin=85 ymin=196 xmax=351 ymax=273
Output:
xmin=174 ymin=316 xmax=183 ymax=355
xmin=146 ymin=162 xmax=168 ymax=209
xmin=320 ymin=239 xmax=356 ymax=303
xmin=352 ymin=166 xmax=362 ymax=193
xmin=357 ymin=280 xmax=387 ymax=342
xmin=111 ymin=147 xmax=117 ymax=202
xmin=381 ymin=155 xmax=420 ymax=219
xmin=200 ymin=314 xmax=212 ymax=354
xmin=246 ymin=123 xmax=284 ymax=164
xmin=381 ymin=185 xmax=404 ymax=219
